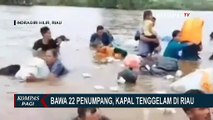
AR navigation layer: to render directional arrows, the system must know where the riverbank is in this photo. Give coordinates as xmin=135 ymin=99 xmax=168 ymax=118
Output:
xmin=58 ymin=0 xmax=213 ymax=11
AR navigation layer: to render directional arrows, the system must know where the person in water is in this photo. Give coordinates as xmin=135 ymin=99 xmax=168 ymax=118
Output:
xmin=90 ymin=25 xmax=113 ymax=48
xmin=183 ymin=89 xmax=211 ymax=120
xmin=181 ymin=42 xmax=202 ymax=61
xmin=0 ymin=49 xmax=68 ymax=82
xmin=142 ymin=10 xmax=159 ymax=54
xmin=33 ymin=26 xmax=58 ymax=51
xmin=135 ymin=29 xmax=161 ymax=58
xmin=73 ymin=108 xmax=110 ymax=120
xmin=163 ymin=30 xmax=193 ymax=59
xmin=27 ymin=49 xmax=68 ymax=82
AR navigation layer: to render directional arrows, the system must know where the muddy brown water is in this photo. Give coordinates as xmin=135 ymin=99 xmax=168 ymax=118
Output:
xmin=0 ymin=5 xmax=213 ymax=120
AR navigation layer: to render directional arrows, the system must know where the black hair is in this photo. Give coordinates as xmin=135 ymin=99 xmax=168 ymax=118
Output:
xmin=97 ymin=25 xmax=104 ymax=32
xmin=40 ymin=26 xmax=50 ymax=36
xmin=184 ymin=89 xmax=205 ymax=94
xmin=152 ymin=17 xmax=156 ymax=21
xmin=77 ymin=108 xmax=97 ymax=118
xmin=172 ymin=30 xmax=181 ymax=38
xmin=47 ymin=49 xmax=58 ymax=58
xmin=182 ymin=89 xmax=205 ymax=113
xmin=114 ymin=48 xmax=128 ymax=58
xmin=121 ymin=51 xmax=128 ymax=58
xmin=210 ymin=32 xmax=213 ymax=39
xmin=143 ymin=10 xmax=152 ymax=20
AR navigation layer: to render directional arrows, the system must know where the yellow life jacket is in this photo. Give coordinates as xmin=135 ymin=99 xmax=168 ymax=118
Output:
xmin=180 ymin=18 xmax=204 ymax=45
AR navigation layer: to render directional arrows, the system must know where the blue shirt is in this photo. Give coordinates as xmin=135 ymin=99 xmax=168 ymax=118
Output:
xmin=49 ymin=60 xmax=68 ymax=77
xmin=163 ymin=39 xmax=189 ymax=59
xmin=90 ymin=32 xmax=113 ymax=46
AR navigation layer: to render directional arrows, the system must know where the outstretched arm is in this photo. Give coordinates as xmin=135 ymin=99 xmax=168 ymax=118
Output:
xmin=26 ymin=73 xmax=58 ymax=82
xmin=26 ymin=74 xmax=45 ymax=82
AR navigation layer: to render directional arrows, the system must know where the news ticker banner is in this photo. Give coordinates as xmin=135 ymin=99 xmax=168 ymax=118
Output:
xmin=14 ymin=94 xmax=213 ymax=108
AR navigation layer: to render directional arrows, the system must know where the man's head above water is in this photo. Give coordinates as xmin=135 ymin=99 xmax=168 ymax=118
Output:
xmin=45 ymin=49 xmax=58 ymax=66
xmin=172 ymin=30 xmax=181 ymax=41
xmin=74 ymin=108 xmax=110 ymax=120
xmin=40 ymin=26 xmax=52 ymax=40
xmin=183 ymin=89 xmax=211 ymax=120
xmin=96 ymin=25 xmax=104 ymax=37
xmin=77 ymin=108 xmax=97 ymax=119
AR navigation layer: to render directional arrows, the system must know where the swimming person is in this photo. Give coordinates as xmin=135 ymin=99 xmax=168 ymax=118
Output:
xmin=90 ymin=25 xmax=113 ymax=48
xmin=0 ymin=57 xmax=49 ymax=81
xmin=163 ymin=30 xmax=193 ymax=59
xmin=142 ymin=10 xmax=159 ymax=54
xmin=0 ymin=49 xmax=68 ymax=82
xmin=27 ymin=49 xmax=68 ymax=82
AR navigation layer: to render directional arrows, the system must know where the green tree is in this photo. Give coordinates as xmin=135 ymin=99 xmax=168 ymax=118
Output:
xmin=117 ymin=0 xmax=132 ymax=9
xmin=87 ymin=0 xmax=99 ymax=7
xmin=131 ymin=0 xmax=150 ymax=9
xmin=0 ymin=0 xmax=12 ymax=4
xmin=98 ymin=0 xmax=117 ymax=8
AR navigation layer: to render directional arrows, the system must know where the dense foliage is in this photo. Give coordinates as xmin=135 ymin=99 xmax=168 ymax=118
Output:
xmin=1 ymin=0 xmax=213 ymax=10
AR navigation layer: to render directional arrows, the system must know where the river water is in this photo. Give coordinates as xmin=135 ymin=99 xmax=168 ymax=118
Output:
xmin=0 ymin=5 xmax=213 ymax=120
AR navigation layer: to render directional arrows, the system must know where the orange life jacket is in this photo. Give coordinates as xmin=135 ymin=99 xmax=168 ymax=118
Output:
xmin=180 ymin=18 xmax=204 ymax=45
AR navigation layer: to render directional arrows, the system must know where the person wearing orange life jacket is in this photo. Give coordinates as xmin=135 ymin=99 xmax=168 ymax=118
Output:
xmin=180 ymin=18 xmax=204 ymax=61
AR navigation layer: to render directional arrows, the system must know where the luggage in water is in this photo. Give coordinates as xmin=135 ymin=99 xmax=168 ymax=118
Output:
xmin=143 ymin=56 xmax=179 ymax=75
xmin=180 ymin=18 xmax=204 ymax=45
xmin=156 ymin=56 xmax=179 ymax=72
xmin=151 ymin=57 xmax=179 ymax=75
xmin=118 ymin=69 xmax=138 ymax=84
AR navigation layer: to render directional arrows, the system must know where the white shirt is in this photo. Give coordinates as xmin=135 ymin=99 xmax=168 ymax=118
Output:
xmin=15 ymin=57 xmax=50 ymax=80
